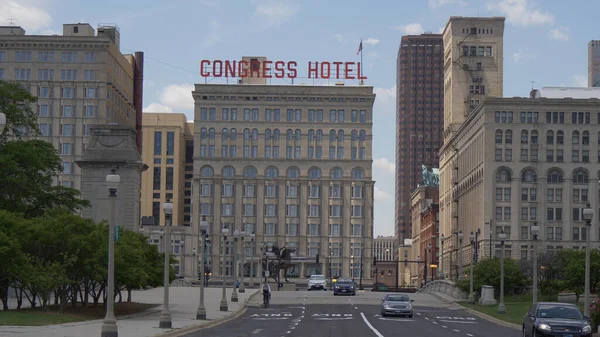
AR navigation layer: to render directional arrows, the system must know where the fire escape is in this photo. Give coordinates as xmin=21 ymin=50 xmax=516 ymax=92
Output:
xmin=453 ymin=27 xmax=488 ymax=114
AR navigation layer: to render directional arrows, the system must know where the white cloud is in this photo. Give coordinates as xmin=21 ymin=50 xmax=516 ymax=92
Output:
xmin=512 ymin=49 xmax=534 ymax=62
xmin=364 ymin=37 xmax=380 ymax=45
xmin=373 ymin=157 xmax=395 ymax=175
xmin=160 ymin=84 xmax=195 ymax=111
xmin=0 ymin=0 xmax=52 ymax=32
xmin=334 ymin=34 xmax=344 ymax=43
xmin=429 ymin=0 xmax=467 ymax=9
xmin=549 ymin=27 xmax=569 ymax=41
xmin=374 ymin=186 xmax=391 ymax=201
xmin=252 ymin=0 xmax=299 ymax=28
xmin=374 ymin=85 xmax=396 ymax=105
xmin=143 ymin=103 xmax=173 ymax=113
xmin=488 ymin=0 xmax=554 ymax=26
xmin=572 ymin=75 xmax=587 ymax=87
xmin=394 ymin=23 xmax=424 ymax=35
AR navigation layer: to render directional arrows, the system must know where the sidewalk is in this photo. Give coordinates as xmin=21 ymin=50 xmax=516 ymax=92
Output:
xmin=0 ymin=286 xmax=259 ymax=337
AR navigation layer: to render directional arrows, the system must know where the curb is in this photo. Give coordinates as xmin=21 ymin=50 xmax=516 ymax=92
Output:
xmin=158 ymin=289 xmax=260 ymax=337
xmin=428 ymin=291 xmax=520 ymax=330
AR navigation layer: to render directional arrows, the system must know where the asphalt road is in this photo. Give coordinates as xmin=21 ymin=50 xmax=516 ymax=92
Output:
xmin=183 ymin=291 xmax=522 ymax=337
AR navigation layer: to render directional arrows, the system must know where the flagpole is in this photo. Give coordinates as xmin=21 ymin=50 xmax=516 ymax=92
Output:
xmin=360 ymin=38 xmax=364 ymax=85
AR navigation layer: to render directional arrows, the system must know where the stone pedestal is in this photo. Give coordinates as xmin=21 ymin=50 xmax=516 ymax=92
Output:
xmin=76 ymin=125 xmax=148 ymax=231
xmin=480 ymin=285 xmax=497 ymax=306
xmin=557 ymin=292 xmax=577 ymax=304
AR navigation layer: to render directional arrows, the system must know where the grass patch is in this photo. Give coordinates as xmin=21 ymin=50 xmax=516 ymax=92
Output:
xmin=0 ymin=302 xmax=157 ymax=326
xmin=462 ymin=294 xmax=556 ymax=326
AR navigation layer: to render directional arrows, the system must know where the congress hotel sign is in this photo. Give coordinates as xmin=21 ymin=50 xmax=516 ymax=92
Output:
xmin=200 ymin=60 xmax=367 ymax=80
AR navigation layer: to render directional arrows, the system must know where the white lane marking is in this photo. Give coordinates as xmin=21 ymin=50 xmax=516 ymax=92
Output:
xmin=378 ymin=318 xmax=414 ymax=322
xmin=360 ymin=312 xmax=385 ymax=337
xmin=439 ymin=320 xmax=476 ymax=324
xmin=453 ymin=329 xmax=459 ymax=332
xmin=354 ymin=306 xmax=358 ymax=309
xmin=467 ymin=334 xmax=474 ymax=337
xmin=252 ymin=329 xmax=263 ymax=334
xmin=442 ymin=325 xmax=448 ymax=328
xmin=416 ymin=312 xmax=422 ymax=316
xmin=432 ymin=321 xmax=438 ymax=324
xmin=425 ymin=317 xmax=430 ymax=320
xmin=286 ymin=331 xmax=291 ymax=334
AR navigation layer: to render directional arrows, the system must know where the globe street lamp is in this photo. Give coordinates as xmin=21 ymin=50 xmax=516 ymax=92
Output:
xmin=440 ymin=234 xmax=445 ymax=279
xmin=468 ymin=231 xmax=475 ymax=304
xmin=583 ymin=202 xmax=594 ymax=317
xmin=458 ymin=230 xmax=464 ymax=280
xmin=531 ymin=222 xmax=540 ymax=305
xmin=101 ymin=168 xmax=120 ymax=337
xmin=196 ymin=216 xmax=209 ymax=320
xmin=498 ymin=229 xmax=507 ymax=314
xmin=239 ymin=231 xmax=246 ymax=293
xmin=231 ymin=229 xmax=240 ymax=302
xmin=0 ymin=112 xmax=6 ymax=134
xmin=249 ymin=233 xmax=256 ymax=284
xmin=219 ymin=228 xmax=230 ymax=312
xmin=159 ymin=199 xmax=174 ymax=329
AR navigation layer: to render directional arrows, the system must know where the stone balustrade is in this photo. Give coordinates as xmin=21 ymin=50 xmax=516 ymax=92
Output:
xmin=418 ymin=280 xmax=467 ymax=300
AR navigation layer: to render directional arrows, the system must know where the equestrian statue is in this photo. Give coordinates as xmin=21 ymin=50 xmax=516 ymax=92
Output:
xmin=261 ymin=244 xmax=296 ymax=283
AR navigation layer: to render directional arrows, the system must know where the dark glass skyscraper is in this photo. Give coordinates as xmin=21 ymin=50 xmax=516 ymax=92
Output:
xmin=395 ymin=34 xmax=444 ymax=244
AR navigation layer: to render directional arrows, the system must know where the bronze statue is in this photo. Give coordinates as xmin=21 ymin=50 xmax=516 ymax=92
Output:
xmin=262 ymin=244 xmax=297 ymax=283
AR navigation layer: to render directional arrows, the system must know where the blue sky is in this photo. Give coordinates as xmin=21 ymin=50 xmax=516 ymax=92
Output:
xmin=9 ymin=0 xmax=599 ymax=237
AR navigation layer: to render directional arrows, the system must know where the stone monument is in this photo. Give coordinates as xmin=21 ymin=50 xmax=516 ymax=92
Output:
xmin=76 ymin=125 xmax=148 ymax=231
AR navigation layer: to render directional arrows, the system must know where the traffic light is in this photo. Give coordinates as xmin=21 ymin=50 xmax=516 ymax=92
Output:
xmin=316 ymin=253 xmax=320 ymax=264
xmin=373 ymin=255 xmax=377 ymax=266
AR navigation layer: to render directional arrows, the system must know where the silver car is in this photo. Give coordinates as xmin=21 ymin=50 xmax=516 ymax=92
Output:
xmin=380 ymin=293 xmax=414 ymax=317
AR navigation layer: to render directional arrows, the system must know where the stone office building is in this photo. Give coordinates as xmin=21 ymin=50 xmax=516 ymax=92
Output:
xmin=191 ymin=77 xmax=376 ymax=280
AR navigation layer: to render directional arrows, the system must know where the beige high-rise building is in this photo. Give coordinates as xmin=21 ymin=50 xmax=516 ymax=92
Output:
xmin=191 ymin=81 xmax=376 ymax=280
xmin=588 ymin=41 xmax=600 ymax=87
xmin=140 ymin=113 xmax=194 ymax=228
xmin=373 ymin=236 xmax=396 ymax=262
xmin=438 ymin=17 xmax=505 ymax=279
xmin=0 ymin=23 xmax=144 ymax=191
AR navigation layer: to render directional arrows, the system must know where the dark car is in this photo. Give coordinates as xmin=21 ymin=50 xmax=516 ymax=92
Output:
xmin=380 ymin=293 xmax=414 ymax=317
xmin=333 ymin=279 xmax=356 ymax=296
xmin=522 ymin=302 xmax=592 ymax=337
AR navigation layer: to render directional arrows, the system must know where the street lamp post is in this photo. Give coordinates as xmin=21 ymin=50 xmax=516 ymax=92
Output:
xmin=468 ymin=231 xmax=475 ymax=304
xmin=159 ymin=199 xmax=174 ymax=328
xmin=440 ymin=234 xmax=445 ymax=279
xmin=249 ymin=234 xmax=256 ymax=285
xmin=417 ymin=255 xmax=421 ymax=288
xmin=531 ymin=222 xmax=540 ymax=305
xmin=583 ymin=202 xmax=594 ymax=317
xmin=219 ymin=228 xmax=230 ymax=312
xmin=101 ymin=168 xmax=120 ymax=337
xmin=458 ymin=230 xmax=464 ymax=280
xmin=239 ymin=231 xmax=246 ymax=293
xmin=351 ymin=255 xmax=355 ymax=282
xmin=231 ymin=230 xmax=240 ymax=302
xmin=196 ymin=217 xmax=209 ymax=320
xmin=498 ymin=230 xmax=507 ymax=314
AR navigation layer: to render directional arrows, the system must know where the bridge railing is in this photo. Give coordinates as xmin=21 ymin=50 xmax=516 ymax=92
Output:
xmin=418 ymin=279 xmax=467 ymax=300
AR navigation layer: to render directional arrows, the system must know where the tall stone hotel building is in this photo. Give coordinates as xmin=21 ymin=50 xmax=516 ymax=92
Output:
xmin=190 ymin=73 xmax=376 ymax=279
xmin=395 ymin=33 xmax=444 ymax=244
xmin=0 ymin=23 xmax=144 ymax=190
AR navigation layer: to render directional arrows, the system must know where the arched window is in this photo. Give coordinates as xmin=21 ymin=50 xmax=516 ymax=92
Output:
xmin=351 ymin=168 xmax=365 ymax=179
xmin=222 ymin=166 xmax=235 ymax=179
xmin=495 ymin=130 xmax=502 ymax=144
xmin=252 ymin=128 xmax=258 ymax=141
xmin=265 ymin=129 xmax=272 ymax=140
xmin=265 ymin=166 xmax=279 ymax=178
xmin=505 ymin=130 xmax=512 ymax=144
xmin=243 ymin=166 xmax=257 ymax=178
xmin=287 ymin=129 xmax=293 ymax=140
xmin=351 ymin=130 xmax=357 ymax=141
xmin=317 ymin=129 xmax=323 ymax=141
xmin=572 ymin=131 xmax=580 ymax=145
xmin=546 ymin=130 xmax=554 ymax=144
xmin=582 ymin=131 xmax=590 ymax=145
xmin=330 ymin=167 xmax=343 ymax=179
xmin=200 ymin=165 xmax=214 ymax=177
xmin=222 ymin=128 xmax=228 ymax=139
xmin=329 ymin=129 xmax=336 ymax=141
xmin=244 ymin=128 xmax=250 ymax=140
xmin=273 ymin=129 xmax=280 ymax=140
xmin=308 ymin=129 xmax=314 ymax=140
xmin=308 ymin=167 xmax=321 ymax=179
xmin=495 ymin=168 xmax=511 ymax=182
xmin=338 ymin=130 xmax=344 ymax=140
xmin=287 ymin=167 xmax=300 ymax=179
xmin=531 ymin=130 xmax=538 ymax=144
xmin=231 ymin=128 xmax=237 ymax=140
xmin=201 ymin=127 xmax=207 ymax=139
xmin=573 ymin=169 xmax=588 ymax=184
xmin=209 ymin=128 xmax=215 ymax=139
xmin=520 ymin=130 xmax=528 ymax=144
xmin=547 ymin=170 xmax=563 ymax=183
xmin=359 ymin=130 xmax=366 ymax=141
xmin=295 ymin=129 xmax=301 ymax=140
xmin=557 ymin=130 xmax=564 ymax=144
xmin=521 ymin=169 xmax=537 ymax=183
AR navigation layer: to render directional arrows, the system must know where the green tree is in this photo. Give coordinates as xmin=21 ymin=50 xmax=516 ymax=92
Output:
xmin=458 ymin=257 xmax=528 ymax=296
xmin=0 ymin=80 xmax=39 ymax=139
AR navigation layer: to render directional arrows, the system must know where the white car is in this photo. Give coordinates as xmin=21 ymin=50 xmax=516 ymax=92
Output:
xmin=307 ymin=275 xmax=327 ymax=290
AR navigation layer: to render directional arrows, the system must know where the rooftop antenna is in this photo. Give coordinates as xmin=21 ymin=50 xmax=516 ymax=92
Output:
xmin=8 ymin=18 xmax=16 ymax=26
xmin=531 ymin=80 xmax=535 ymax=90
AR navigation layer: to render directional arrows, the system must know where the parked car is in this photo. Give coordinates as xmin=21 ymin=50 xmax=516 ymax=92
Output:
xmin=380 ymin=293 xmax=414 ymax=318
xmin=307 ymin=275 xmax=327 ymax=290
xmin=333 ymin=279 xmax=356 ymax=296
xmin=522 ymin=302 xmax=592 ymax=337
